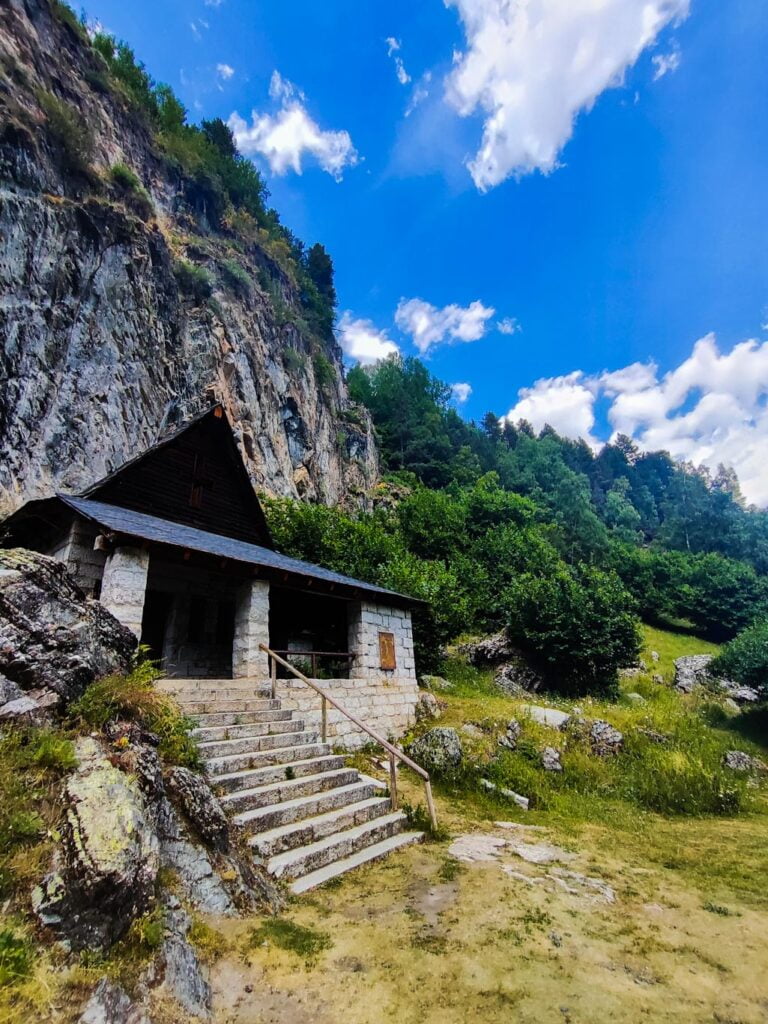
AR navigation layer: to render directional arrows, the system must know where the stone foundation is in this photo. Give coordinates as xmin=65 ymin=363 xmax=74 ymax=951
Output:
xmin=275 ymin=674 xmax=419 ymax=750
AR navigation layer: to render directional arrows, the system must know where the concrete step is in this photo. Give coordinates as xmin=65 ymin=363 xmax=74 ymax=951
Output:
xmin=289 ymin=831 xmax=424 ymax=894
xmin=199 ymin=729 xmax=317 ymax=759
xmin=229 ymin=775 xmax=371 ymax=826
xmin=249 ymin=797 xmax=393 ymax=859
xmin=188 ymin=704 xmax=282 ymax=726
xmin=268 ymin=812 xmax=408 ymax=880
xmin=157 ymin=677 xmax=268 ymax=692
xmin=211 ymin=754 xmax=346 ymax=794
xmin=191 ymin=718 xmax=299 ymax=742
xmin=180 ymin=698 xmax=279 ymax=715
xmin=205 ymin=741 xmax=331 ymax=776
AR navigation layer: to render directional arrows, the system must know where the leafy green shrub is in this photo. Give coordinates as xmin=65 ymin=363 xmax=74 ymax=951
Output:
xmin=126 ymin=906 xmax=164 ymax=952
xmin=506 ymin=564 xmax=641 ymax=695
xmin=283 ymin=347 xmax=307 ymax=374
xmin=108 ymin=163 xmax=154 ymax=219
xmin=0 ymin=928 xmax=33 ymax=988
xmin=220 ymin=257 xmax=252 ymax=298
xmin=312 ymin=352 xmax=336 ymax=393
xmin=69 ymin=661 xmax=200 ymax=768
xmin=711 ymin=620 xmax=768 ymax=693
xmin=173 ymin=260 xmax=213 ymax=303
xmin=109 ymin=162 xmax=141 ymax=190
xmin=37 ymin=90 xmax=94 ymax=176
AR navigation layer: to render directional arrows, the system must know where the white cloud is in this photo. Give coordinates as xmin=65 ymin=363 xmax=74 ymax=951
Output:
xmin=229 ymin=72 xmax=358 ymax=180
xmin=652 ymin=48 xmax=681 ymax=79
xmin=497 ymin=316 xmax=521 ymax=336
xmin=385 ymin=36 xmax=411 ymax=84
xmin=505 ymin=371 xmax=599 ymax=442
xmin=502 ymin=334 xmax=768 ymax=505
xmin=445 ymin=0 xmax=690 ymax=190
xmin=395 ymin=297 xmax=495 ymax=354
xmin=190 ymin=19 xmax=208 ymax=39
xmin=451 ymin=382 xmax=473 ymax=404
xmin=338 ymin=312 xmax=400 ymax=366
xmin=216 ymin=63 xmax=235 ymax=81
xmin=405 ymin=72 xmax=432 ymax=117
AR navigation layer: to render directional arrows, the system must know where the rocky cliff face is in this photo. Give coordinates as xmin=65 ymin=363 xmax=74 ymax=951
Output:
xmin=0 ymin=0 xmax=378 ymax=518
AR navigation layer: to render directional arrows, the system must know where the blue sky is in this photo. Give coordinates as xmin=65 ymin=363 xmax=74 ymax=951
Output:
xmin=86 ymin=0 xmax=768 ymax=503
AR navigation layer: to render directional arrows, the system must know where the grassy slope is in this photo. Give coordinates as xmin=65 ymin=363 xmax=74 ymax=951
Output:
xmin=204 ymin=625 xmax=768 ymax=1024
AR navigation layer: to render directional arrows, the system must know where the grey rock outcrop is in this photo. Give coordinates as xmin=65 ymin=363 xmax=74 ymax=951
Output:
xmin=419 ymin=674 xmax=451 ymax=692
xmin=0 ymin=548 xmax=135 ymax=707
xmin=590 ymin=720 xmax=623 ymax=757
xmin=498 ymin=719 xmax=521 ymax=751
xmin=415 ymin=691 xmax=445 ymax=722
xmin=166 ymin=766 xmax=229 ymax=853
xmin=541 ymin=747 xmax=563 ymax=772
xmin=723 ymin=750 xmax=767 ymax=774
xmin=407 ymin=728 xmax=463 ymax=775
xmin=459 ymin=631 xmax=544 ymax=693
xmin=159 ymin=902 xmax=211 ymax=1019
xmin=673 ymin=655 xmax=714 ymax=693
xmin=0 ymin=0 xmax=377 ymax=518
xmin=78 ymin=978 xmax=150 ymax=1024
xmin=521 ymin=704 xmax=571 ymax=730
xmin=33 ymin=737 xmax=160 ymax=949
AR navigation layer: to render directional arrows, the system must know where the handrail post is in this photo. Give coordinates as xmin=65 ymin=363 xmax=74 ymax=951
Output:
xmin=389 ymin=751 xmax=398 ymax=811
xmin=424 ymin=780 xmax=437 ymax=831
xmin=321 ymin=695 xmax=327 ymax=743
xmin=270 ymin=655 xmax=277 ymax=700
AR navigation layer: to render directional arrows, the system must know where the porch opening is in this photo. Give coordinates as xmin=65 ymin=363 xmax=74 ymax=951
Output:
xmin=139 ymin=556 xmax=245 ymax=678
xmin=268 ymin=586 xmax=352 ymax=678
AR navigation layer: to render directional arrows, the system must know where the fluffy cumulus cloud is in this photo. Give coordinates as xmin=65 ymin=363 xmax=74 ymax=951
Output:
xmin=229 ymin=71 xmax=358 ymax=180
xmin=445 ymin=0 xmax=690 ymax=190
xmin=497 ymin=316 xmax=521 ymax=336
xmin=216 ymin=63 xmax=234 ymax=80
xmin=451 ymin=382 xmax=473 ymax=404
xmin=503 ymin=334 xmax=768 ymax=505
xmin=395 ymin=297 xmax=495 ymax=354
xmin=338 ymin=312 xmax=400 ymax=365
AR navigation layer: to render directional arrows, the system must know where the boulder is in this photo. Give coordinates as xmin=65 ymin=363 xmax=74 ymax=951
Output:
xmin=625 ymin=692 xmax=646 ymax=706
xmin=590 ymin=720 xmax=623 ymax=757
xmin=541 ymin=747 xmax=563 ymax=772
xmin=723 ymin=750 xmax=768 ymax=774
xmin=673 ymin=655 xmax=713 ymax=694
xmin=419 ymin=674 xmax=451 ymax=692
xmin=651 ymin=651 xmax=660 ymax=663
xmin=520 ymin=704 xmax=571 ymax=730
xmin=0 ymin=672 xmax=23 ymax=704
xmin=32 ymin=736 xmax=159 ymax=950
xmin=0 ymin=548 xmax=135 ymax=707
xmin=78 ymin=978 xmax=150 ymax=1024
xmin=407 ymin=728 xmax=463 ymax=775
xmin=165 ymin=767 xmax=229 ymax=853
xmin=459 ymin=631 xmax=517 ymax=666
xmin=0 ymin=695 xmax=41 ymax=720
xmin=415 ymin=691 xmax=445 ymax=722
xmin=498 ymin=719 xmax=521 ymax=751
xmin=493 ymin=658 xmax=545 ymax=695
xmin=721 ymin=683 xmax=760 ymax=704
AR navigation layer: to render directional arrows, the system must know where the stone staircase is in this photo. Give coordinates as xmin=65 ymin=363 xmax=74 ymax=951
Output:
xmin=159 ymin=678 xmax=423 ymax=893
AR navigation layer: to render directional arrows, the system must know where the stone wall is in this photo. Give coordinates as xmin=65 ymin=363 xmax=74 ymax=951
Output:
xmin=275 ymin=674 xmax=420 ymax=750
xmin=347 ymin=602 xmax=416 ymax=682
xmin=48 ymin=520 xmax=106 ymax=598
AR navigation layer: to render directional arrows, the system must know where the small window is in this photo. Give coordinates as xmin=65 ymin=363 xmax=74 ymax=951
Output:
xmin=378 ymin=631 xmax=396 ymax=671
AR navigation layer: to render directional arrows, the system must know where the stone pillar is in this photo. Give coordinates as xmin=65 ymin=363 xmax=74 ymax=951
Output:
xmin=99 ymin=545 xmax=150 ymax=639
xmin=232 ymin=579 xmax=270 ymax=678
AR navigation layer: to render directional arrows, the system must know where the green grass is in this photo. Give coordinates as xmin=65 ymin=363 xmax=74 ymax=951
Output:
xmin=421 ymin=624 xmax=766 ymax=822
xmin=246 ymin=918 xmax=332 ymax=964
xmin=0 ymin=929 xmax=33 ymax=988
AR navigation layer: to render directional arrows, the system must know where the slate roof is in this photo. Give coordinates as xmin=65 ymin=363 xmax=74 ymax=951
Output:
xmin=58 ymin=496 xmax=421 ymax=607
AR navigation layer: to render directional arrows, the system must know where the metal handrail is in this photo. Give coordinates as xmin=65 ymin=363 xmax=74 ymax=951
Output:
xmin=260 ymin=643 xmax=437 ymax=830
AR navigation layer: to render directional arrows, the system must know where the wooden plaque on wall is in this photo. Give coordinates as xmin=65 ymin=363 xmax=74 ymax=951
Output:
xmin=378 ymin=631 xmax=396 ymax=671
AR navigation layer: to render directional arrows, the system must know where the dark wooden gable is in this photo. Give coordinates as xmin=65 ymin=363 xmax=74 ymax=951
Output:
xmin=85 ymin=407 xmax=273 ymax=547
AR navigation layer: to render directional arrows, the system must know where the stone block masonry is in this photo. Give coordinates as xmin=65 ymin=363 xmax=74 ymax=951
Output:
xmin=99 ymin=545 xmax=150 ymax=638
xmin=232 ymin=579 xmax=270 ymax=678
xmin=347 ymin=602 xmax=417 ymax=683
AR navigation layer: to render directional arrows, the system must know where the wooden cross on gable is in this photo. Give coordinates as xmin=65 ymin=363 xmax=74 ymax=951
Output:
xmin=189 ymin=453 xmax=214 ymax=509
